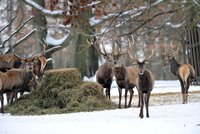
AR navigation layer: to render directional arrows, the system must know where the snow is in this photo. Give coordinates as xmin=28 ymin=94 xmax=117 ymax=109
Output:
xmin=84 ymin=75 xmax=200 ymax=95
xmin=24 ymin=0 xmax=63 ymax=16
xmin=165 ymin=21 xmax=185 ymax=29
xmin=1 ymin=80 xmax=200 ymax=134
xmin=46 ymin=34 xmax=68 ymax=46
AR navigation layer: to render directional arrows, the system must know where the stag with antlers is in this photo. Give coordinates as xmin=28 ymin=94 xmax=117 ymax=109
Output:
xmin=162 ymin=43 xmax=195 ymax=104
xmin=97 ymin=36 xmax=139 ymax=108
xmin=110 ymin=38 xmax=139 ymax=108
xmin=12 ymin=39 xmax=47 ymax=79
xmin=128 ymin=37 xmax=154 ymax=118
xmin=88 ymin=36 xmax=139 ymax=108
xmin=87 ymin=37 xmax=113 ymax=99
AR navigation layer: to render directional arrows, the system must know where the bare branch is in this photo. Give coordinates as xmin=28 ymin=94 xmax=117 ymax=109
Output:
xmin=13 ymin=28 xmax=37 ymax=48
xmin=45 ymin=46 xmax=61 ymax=55
xmin=1 ymin=16 xmax=34 ymax=48
xmin=22 ymin=0 xmax=63 ymax=17
xmin=0 ymin=15 xmax=17 ymax=33
xmin=119 ymin=9 xmax=179 ymax=37
xmin=193 ymin=0 xmax=200 ymax=7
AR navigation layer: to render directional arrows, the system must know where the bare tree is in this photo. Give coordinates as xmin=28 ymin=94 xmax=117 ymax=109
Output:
xmin=10 ymin=0 xmax=200 ymax=79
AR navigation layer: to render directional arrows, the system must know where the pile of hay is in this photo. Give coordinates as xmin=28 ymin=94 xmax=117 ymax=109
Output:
xmin=6 ymin=68 xmax=117 ymax=115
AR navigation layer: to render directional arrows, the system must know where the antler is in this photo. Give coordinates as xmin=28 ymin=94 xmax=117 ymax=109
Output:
xmin=145 ymin=49 xmax=154 ymax=61
xmin=127 ymin=35 xmax=137 ymax=62
xmin=162 ymin=42 xmax=180 ymax=57
xmin=87 ymin=37 xmax=111 ymax=58
xmin=12 ymin=49 xmax=26 ymax=61
xmin=169 ymin=43 xmax=180 ymax=57
xmin=111 ymin=36 xmax=128 ymax=57
xmin=12 ymin=39 xmax=46 ymax=62
xmin=32 ymin=39 xmax=46 ymax=59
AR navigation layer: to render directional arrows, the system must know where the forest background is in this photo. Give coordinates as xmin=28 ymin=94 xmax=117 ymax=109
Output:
xmin=0 ymin=0 xmax=200 ymax=80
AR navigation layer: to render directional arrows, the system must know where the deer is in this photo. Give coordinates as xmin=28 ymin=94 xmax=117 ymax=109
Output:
xmin=104 ymin=37 xmax=139 ymax=108
xmin=0 ymin=15 xmax=48 ymax=79
xmin=87 ymin=37 xmax=113 ymax=99
xmin=0 ymin=51 xmax=47 ymax=77
xmin=0 ymin=67 xmax=37 ymax=113
xmin=128 ymin=38 xmax=154 ymax=118
xmin=5 ymin=40 xmax=48 ymax=103
xmin=162 ymin=43 xmax=195 ymax=104
xmin=12 ymin=40 xmax=47 ymax=80
xmin=113 ymin=60 xmax=139 ymax=108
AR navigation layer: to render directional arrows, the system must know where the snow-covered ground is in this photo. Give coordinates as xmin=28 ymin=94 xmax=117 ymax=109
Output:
xmin=1 ymin=80 xmax=200 ymax=134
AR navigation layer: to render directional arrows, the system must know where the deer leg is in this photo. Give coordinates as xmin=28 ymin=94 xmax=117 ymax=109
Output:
xmin=139 ymin=93 xmax=144 ymax=118
xmin=118 ymin=87 xmax=122 ymax=108
xmin=182 ymin=83 xmax=187 ymax=104
xmin=145 ymin=92 xmax=151 ymax=118
xmin=135 ymin=88 xmax=140 ymax=107
xmin=107 ymin=85 xmax=111 ymax=100
xmin=128 ymin=88 xmax=133 ymax=108
xmin=105 ymin=88 xmax=109 ymax=99
xmin=0 ymin=91 xmax=4 ymax=113
xmin=10 ymin=91 xmax=14 ymax=104
xmin=20 ymin=91 xmax=24 ymax=98
xmin=124 ymin=88 xmax=128 ymax=108
xmin=6 ymin=92 xmax=11 ymax=104
xmin=179 ymin=80 xmax=186 ymax=104
xmin=14 ymin=89 xmax=18 ymax=102
xmin=185 ymin=78 xmax=191 ymax=104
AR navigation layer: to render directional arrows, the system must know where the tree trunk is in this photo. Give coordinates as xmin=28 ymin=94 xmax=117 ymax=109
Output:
xmin=63 ymin=13 xmax=98 ymax=78
xmin=32 ymin=0 xmax=52 ymax=69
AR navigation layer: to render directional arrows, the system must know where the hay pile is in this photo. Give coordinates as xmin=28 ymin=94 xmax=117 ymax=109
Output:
xmin=6 ymin=68 xmax=117 ymax=115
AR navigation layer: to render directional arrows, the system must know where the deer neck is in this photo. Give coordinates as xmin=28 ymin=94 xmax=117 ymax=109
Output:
xmin=170 ymin=58 xmax=180 ymax=76
xmin=113 ymin=64 xmax=127 ymax=80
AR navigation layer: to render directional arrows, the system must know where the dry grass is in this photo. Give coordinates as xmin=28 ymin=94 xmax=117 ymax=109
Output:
xmin=5 ymin=68 xmax=117 ymax=115
xmin=111 ymin=91 xmax=200 ymax=107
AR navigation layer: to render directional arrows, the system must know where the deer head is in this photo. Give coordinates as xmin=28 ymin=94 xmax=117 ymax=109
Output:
xmin=128 ymin=37 xmax=154 ymax=75
xmin=162 ymin=43 xmax=180 ymax=67
xmin=12 ymin=40 xmax=46 ymax=72
xmin=87 ymin=36 xmax=127 ymax=66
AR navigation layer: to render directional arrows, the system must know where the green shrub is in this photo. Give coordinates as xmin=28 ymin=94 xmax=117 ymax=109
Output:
xmin=6 ymin=68 xmax=117 ymax=115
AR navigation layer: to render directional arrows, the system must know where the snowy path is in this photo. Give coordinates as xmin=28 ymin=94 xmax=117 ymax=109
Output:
xmin=1 ymin=102 xmax=200 ymax=134
xmin=1 ymin=80 xmax=200 ymax=134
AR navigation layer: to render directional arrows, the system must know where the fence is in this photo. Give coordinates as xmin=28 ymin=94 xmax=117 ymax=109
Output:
xmin=183 ymin=27 xmax=200 ymax=85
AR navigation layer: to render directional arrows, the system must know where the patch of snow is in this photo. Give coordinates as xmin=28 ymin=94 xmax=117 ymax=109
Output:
xmin=84 ymin=74 xmax=200 ymax=96
xmin=46 ymin=34 xmax=68 ymax=46
xmin=1 ymin=79 xmax=200 ymax=134
xmin=0 ymin=102 xmax=200 ymax=134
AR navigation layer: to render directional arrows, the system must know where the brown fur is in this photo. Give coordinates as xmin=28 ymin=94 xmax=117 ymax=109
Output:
xmin=127 ymin=66 xmax=139 ymax=87
xmin=138 ymin=69 xmax=154 ymax=118
xmin=113 ymin=65 xmax=139 ymax=108
xmin=0 ymin=54 xmax=22 ymax=72
xmin=178 ymin=64 xmax=195 ymax=104
xmin=34 ymin=56 xmax=47 ymax=78
xmin=0 ymin=69 xmax=36 ymax=113
xmin=21 ymin=56 xmax=47 ymax=79
xmin=163 ymin=47 xmax=196 ymax=104
xmin=96 ymin=61 xmax=113 ymax=99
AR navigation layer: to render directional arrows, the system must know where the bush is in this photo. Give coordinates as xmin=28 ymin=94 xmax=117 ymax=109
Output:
xmin=6 ymin=68 xmax=117 ymax=115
